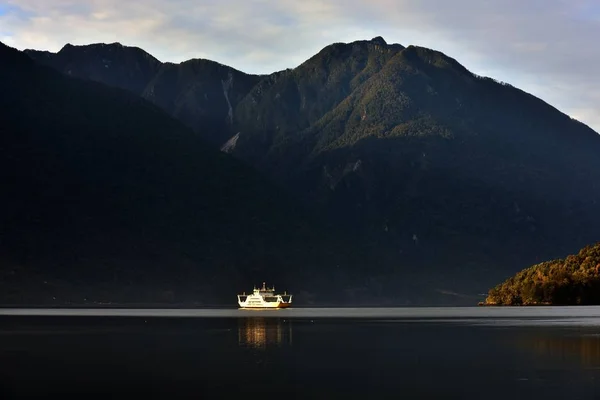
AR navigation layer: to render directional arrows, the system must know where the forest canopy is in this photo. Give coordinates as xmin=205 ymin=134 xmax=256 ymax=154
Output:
xmin=484 ymin=242 xmax=600 ymax=305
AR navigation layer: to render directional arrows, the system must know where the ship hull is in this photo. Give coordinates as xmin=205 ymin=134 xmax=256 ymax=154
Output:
xmin=238 ymin=302 xmax=292 ymax=309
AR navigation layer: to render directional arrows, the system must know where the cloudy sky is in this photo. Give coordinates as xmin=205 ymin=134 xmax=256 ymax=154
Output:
xmin=1 ymin=0 xmax=599 ymax=132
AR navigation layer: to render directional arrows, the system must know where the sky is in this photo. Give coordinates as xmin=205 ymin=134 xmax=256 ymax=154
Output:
xmin=1 ymin=0 xmax=599 ymax=132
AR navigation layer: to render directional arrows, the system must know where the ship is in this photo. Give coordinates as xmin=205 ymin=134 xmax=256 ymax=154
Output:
xmin=237 ymin=282 xmax=293 ymax=309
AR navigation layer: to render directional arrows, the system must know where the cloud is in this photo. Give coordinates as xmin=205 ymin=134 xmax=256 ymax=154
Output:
xmin=1 ymin=0 xmax=599 ymax=132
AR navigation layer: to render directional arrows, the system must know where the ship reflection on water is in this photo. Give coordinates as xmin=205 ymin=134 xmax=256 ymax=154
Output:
xmin=238 ymin=317 xmax=292 ymax=349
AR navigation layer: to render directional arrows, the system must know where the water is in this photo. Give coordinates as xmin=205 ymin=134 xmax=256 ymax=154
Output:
xmin=1 ymin=307 xmax=600 ymax=398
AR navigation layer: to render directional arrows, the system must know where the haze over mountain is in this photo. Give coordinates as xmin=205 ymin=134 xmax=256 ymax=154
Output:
xmin=7 ymin=36 xmax=600 ymax=305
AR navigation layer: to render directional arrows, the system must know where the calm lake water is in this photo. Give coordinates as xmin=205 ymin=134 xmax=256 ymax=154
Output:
xmin=1 ymin=307 xmax=600 ymax=399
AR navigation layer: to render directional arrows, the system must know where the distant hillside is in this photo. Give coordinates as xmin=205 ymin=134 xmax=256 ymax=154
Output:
xmin=0 ymin=42 xmax=369 ymax=306
xmin=483 ymin=242 xmax=600 ymax=305
xmin=21 ymin=37 xmax=600 ymax=303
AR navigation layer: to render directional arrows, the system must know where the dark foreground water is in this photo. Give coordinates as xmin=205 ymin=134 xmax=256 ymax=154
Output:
xmin=1 ymin=307 xmax=600 ymax=399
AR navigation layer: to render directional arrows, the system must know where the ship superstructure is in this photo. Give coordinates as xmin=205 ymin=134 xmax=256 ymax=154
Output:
xmin=237 ymin=282 xmax=293 ymax=309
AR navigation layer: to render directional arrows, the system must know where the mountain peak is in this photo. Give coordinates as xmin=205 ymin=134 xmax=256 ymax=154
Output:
xmin=370 ymin=36 xmax=387 ymax=45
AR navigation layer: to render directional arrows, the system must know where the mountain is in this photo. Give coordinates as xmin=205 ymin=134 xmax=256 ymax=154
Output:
xmin=21 ymin=37 xmax=600 ymax=303
xmin=230 ymin=38 xmax=600 ymax=290
xmin=0 ymin=41 xmax=370 ymax=306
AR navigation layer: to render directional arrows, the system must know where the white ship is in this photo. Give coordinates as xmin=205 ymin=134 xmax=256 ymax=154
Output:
xmin=237 ymin=282 xmax=293 ymax=309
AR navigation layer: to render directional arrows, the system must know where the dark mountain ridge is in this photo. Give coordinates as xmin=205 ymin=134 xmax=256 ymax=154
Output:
xmin=1 ymin=41 xmax=373 ymax=306
xmin=25 ymin=43 xmax=261 ymax=146
xmin=18 ymin=37 xmax=600 ymax=304
xmin=25 ymin=42 xmax=162 ymax=95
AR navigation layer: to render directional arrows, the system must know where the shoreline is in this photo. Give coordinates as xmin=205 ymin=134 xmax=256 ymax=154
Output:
xmin=479 ymin=301 xmax=556 ymax=307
